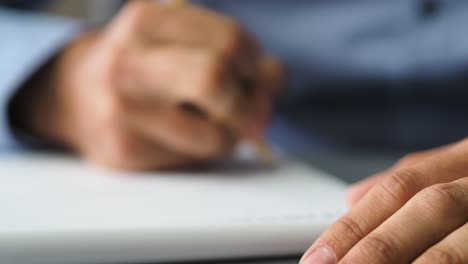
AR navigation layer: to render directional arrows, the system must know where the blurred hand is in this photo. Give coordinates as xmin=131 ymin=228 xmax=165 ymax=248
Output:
xmin=11 ymin=0 xmax=283 ymax=170
xmin=300 ymin=138 xmax=468 ymax=264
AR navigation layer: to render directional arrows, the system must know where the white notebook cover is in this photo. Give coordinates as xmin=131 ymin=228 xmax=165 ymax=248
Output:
xmin=0 ymin=152 xmax=347 ymax=264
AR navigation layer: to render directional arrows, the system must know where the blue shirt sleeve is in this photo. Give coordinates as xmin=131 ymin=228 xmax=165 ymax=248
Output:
xmin=198 ymin=0 xmax=468 ymax=98
xmin=196 ymin=0 xmax=468 ymax=151
xmin=0 ymin=8 xmax=80 ymax=150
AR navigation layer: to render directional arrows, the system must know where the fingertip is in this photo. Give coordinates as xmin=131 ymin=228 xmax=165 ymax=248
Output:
xmin=346 ymin=173 xmax=387 ymax=207
xmin=346 ymin=186 xmax=362 ymax=208
xmin=345 ymin=182 xmax=373 ymax=208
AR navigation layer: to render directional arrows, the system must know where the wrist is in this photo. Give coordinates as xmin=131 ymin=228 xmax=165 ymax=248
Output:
xmin=8 ymin=32 xmax=98 ymax=147
xmin=8 ymin=52 xmax=62 ymax=145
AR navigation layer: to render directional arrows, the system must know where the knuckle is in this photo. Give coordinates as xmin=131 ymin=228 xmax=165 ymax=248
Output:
xmin=334 ymin=215 xmax=368 ymax=242
xmin=359 ymin=234 xmax=398 ymax=262
xmin=432 ymin=183 xmax=468 ymax=206
xmin=416 ymin=183 xmax=468 ymax=213
xmin=419 ymin=247 xmax=462 ymax=264
xmin=222 ymin=19 xmax=245 ymax=55
xmin=378 ymin=169 xmax=419 ymax=204
xmin=344 ymin=235 xmax=397 ymax=264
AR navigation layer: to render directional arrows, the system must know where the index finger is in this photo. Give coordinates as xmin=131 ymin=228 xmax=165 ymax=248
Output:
xmin=300 ymin=138 xmax=468 ymax=264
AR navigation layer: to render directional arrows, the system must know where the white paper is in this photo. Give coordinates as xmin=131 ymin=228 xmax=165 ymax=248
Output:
xmin=0 ymin=152 xmax=347 ymax=263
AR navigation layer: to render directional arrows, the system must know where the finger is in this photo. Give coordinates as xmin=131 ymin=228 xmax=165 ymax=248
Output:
xmin=393 ymin=144 xmax=455 ymax=169
xmin=84 ymin=128 xmax=193 ymax=171
xmin=340 ymin=177 xmax=468 ymax=263
xmin=125 ymin=102 xmax=235 ymax=159
xmin=117 ymin=47 xmax=245 ymax=124
xmin=256 ymin=55 xmax=285 ymax=96
xmin=414 ymin=221 xmax=468 ymax=264
xmin=300 ymin=138 xmax=468 ymax=264
xmin=346 ymin=172 xmax=386 ymax=207
xmin=111 ymin=0 xmax=259 ymax=80
xmin=347 ymin=143 xmax=457 ymax=207
xmin=242 ymin=90 xmax=272 ymax=139
xmin=118 ymin=0 xmax=255 ymax=50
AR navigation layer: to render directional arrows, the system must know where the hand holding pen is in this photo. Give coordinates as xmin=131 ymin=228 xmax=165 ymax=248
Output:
xmin=165 ymin=0 xmax=278 ymax=165
xmin=12 ymin=0 xmax=283 ymax=170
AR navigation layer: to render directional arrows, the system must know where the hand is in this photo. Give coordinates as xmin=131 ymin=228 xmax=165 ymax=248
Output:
xmin=10 ymin=0 xmax=282 ymax=170
xmin=300 ymin=138 xmax=468 ymax=264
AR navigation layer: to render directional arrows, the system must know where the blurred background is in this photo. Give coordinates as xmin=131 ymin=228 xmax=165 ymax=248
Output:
xmin=7 ymin=0 xmax=120 ymax=23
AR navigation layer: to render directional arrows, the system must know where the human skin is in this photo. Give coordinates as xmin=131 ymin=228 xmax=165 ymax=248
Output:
xmin=301 ymin=139 xmax=468 ymax=264
xmin=10 ymin=0 xmax=282 ymax=170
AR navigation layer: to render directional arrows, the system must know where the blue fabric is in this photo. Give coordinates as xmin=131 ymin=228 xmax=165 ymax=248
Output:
xmin=0 ymin=0 xmax=50 ymax=9
xmin=0 ymin=8 xmax=80 ymax=150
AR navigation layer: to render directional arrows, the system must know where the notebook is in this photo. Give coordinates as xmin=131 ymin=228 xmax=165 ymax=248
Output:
xmin=0 ymin=152 xmax=347 ymax=264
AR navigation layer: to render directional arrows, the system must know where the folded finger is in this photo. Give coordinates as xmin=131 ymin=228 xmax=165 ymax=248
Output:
xmin=126 ymin=103 xmax=235 ymax=159
xmin=120 ymin=47 xmax=246 ymax=124
xmin=111 ymin=0 xmax=260 ymax=79
xmin=84 ymin=128 xmax=192 ymax=171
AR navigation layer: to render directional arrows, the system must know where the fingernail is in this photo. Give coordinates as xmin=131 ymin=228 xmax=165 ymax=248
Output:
xmin=300 ymin=247 xmax=336 ymax=264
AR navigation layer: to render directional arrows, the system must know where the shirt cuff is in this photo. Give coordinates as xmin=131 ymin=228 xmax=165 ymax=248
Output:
xmin=0 ymin=8 xmax=82 ymax=150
